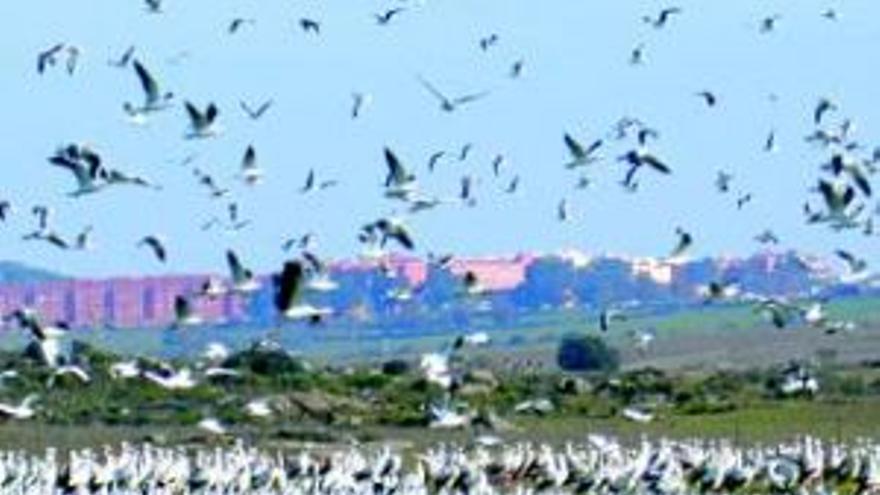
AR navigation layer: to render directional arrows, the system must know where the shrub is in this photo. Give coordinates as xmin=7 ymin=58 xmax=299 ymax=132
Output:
xmin=557 ymin=334 xmax=620 ymax=372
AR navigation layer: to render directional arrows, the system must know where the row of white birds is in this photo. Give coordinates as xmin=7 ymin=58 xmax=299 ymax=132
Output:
xmin=0 ymin=435 xmax=874 ymax=494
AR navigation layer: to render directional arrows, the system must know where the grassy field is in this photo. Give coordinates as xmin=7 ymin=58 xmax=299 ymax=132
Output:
xmin=0 ymin=296 xmax=878 ymax=452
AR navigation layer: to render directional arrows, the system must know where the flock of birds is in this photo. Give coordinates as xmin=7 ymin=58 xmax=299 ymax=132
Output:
xmin=7 ymin=0 xmax=880 ymax=480
xmin=0 ymin=437 xmax=874 ymax=493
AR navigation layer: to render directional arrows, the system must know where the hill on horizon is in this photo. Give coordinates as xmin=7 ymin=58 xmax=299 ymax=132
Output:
xmin=0 ymin=261 xmax=65 ymax=284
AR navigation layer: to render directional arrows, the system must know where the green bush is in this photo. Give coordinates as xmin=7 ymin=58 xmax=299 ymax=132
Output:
xmin=557 ymin=334 xmax=620 ymax=372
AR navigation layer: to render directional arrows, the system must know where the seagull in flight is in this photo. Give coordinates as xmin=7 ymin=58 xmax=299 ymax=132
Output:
xmin=299 ymin=18 xmax=321 ymax=34
xmin=228 ymin=18 xmax=256 ymax=34
xmin=375 ymin=7 xmax=405 ymax=25
xmin=124 ymin=60 xmax=174 ymax=123
xmin=642 ymin=7 xmax=682 ymax=28
xmin=239 ymin=99 xmax=273 ymax=120
xmin=108 ymin=45 xmax=135 ymax=68
xmin=563 ymin=133 xmax=602 ymax=169
xmin=184 ymin=101 xmax=221 ymax=138
xmin=351 ymin=92 xmax=371 ymax=119
xmin=238 ymin=145 xmax=264 ymax=186
xmin=137 ymin=235 xmax=167 ymax=263
xmin=417 ymin=76 xmax=489 ymax=113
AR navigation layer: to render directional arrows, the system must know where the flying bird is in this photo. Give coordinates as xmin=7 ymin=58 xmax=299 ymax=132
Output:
xmin=619 ymin=149 xmax=672 ymax=187
xmin=417 ymin=76 xmax=489 ymax=113
xmin=383 ymin=147 xmax=417 ymax=199
xmin=509 ymin=59 xmax=525 ymax=79
xmin=228 ymin=18 xmax=255 ymax=34
xmin=669 ymin=227 xmax=693 ymax=259
xmin=479 ymin=34 xmax=499 ymax=51
xmin=563 ymin=133 xmax=602 ymax=169
xmin=375 ymin=8 xmax=405 ymax=25
xmin=351 ymin=92 xmax=371 ymax=119
xmin=184 ymin=101 xmax=220 ymax=138
xmin=124 ymin=60 xmax=174 ymax=121
xmin=144 ymin=0 xmax=163 ymax=13
xmin=759 ymin=14 xmax=782 ymax=33
xmin=299 ymin=18 xmax=321 ymax=34
xmin=238 ymin=145 xmax=264 ymax=186
xmin=226 ymin=250 xmax=260 ymax=293
xmin=715 ymin=170 xmax=733 ymax=193
xmin=642 ymin=7 xmax=682 ymax=28
xmin=137 ymin=236 xmax=167 ymax=263
xmin=695 ymin=91 xmax=717 ymax=107
xmin=274 ymin=260 xmax=331 ymax=322
xmin=173 ymin=295 xmax=203 ymax=328
xmin=427 ymin=151 xmax=446 ymax=172
xmin=36 ymin=43 xmax=65 ymax=74
xmin=814 ymin=98 xmax=838 ymax=125
xmin=107 ymin=45 xmax=135 ymax=68
xmin=239 ymin=99 xmax=273 ymax=120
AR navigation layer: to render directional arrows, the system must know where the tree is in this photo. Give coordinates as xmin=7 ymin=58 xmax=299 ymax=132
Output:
xmin=557 ymin=334 xmax=620 ymax=372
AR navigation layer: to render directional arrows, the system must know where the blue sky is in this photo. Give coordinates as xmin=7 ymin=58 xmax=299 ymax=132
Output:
xmin=1 ymin=0 xmax=878 ymax=277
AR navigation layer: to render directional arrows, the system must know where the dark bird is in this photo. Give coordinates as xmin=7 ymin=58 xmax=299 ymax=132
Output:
xmin=764 ymin=130 xmax=777 ymax=152
xmin=619 ymin=149 xmax=672 ymax=187
xmin=37 ymin=44 xmax=65 ymax=74
xmin=124 ymin=60 xmax=174 ymax=120
xmin=0 ymin=201 xmax=10 ymax=222
xmin=274 ymin=260 xmax=331 ymax=322
xmin=375 ymin=8 xmax=405 ymax=25
xmin=299 ymin=18 xmax=321 ymax=34
xmin=144 ymin=0 xmax=163 ymax=13
xmin=383 ymin=147 xmax=417 ymax=199
xmin=759 ymin=14 xmax=782 ymax=33
xmin=300 ymin=169 xmax=339 ymax=194
xmin=365 ymin=218 xmax=415 ymax=251
xmin=509 ymin=59 xmax=525 ymax=79
xmin=427 ymin=151 xmax=446 ymax=172
xmin=505 ymin=176 xmax=520 ymax=194
xmin=557 ymin=199 xmax=570 ymax=222
xmin=642 ymin=7 xmax=682 ymax=28
xmin=228 ymin=18 xmax=255 ymax=34
xmin=599 ymin=308 xmax=626 ymax=332
xmin=563 ymin=133 xmax=602 ymax=169
xmin=629 ymin=43 xmax=646 ymax=65
xmin=835 ymin=249 xmax=868 ymax=275
xmin=184 ymin=101 xmax=220 ymax=138
xmin=715 ymin=170 xmax=733 ymax=193
xmin=823 ymin=153 xmax=872 ymax=197
xmin=822 ymin=9 xmax=838 ymax=21
xmin=239 ymin=99 xmax=273 ymax=120
xmin=48 ymin=144 xmax=106 ymax=197
xmin=417 ymin=76 xmax=489 ymax=113
xmin=669 ymin=227 xmax=693 ymax=259
xmin=458 ymin=143 xmax=473 ymax=162
xmin=351 ymin=92 xmax=370 ymax=119
xmin=814 ymin=98 xmax=838 ymax=125
xmin=479 ymin=34 xmax=499 ymax=51
xmin=137 ymin=236 xmax=167 ymax=263
xmin=459 ymin=175 xmax=477 ymax=207
xmin=173 ymin=295 xmax=203 ymax=328
xmin=491 ymin=155 xmax=505 ymax=177
xmin=754 ymin=229 xmax=780 ymax=245
xmin=736 ymin=193 xmax=753 ymax=210
xmin=696 ymin=91 xmax=717 ymax=107
xmin=108 ymin=45 xmax=135 ymax=68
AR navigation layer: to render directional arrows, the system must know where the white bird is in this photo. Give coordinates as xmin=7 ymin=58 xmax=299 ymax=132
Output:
xmin=0 ymin=395 xmax=38 ymax=420
xmin=245 ymin=399 xmax=273 ymax=418
xmin=197 ymin=417 xmax=227 ymax=436
xmin=143 ymin=367 xmax=197 ymax=390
